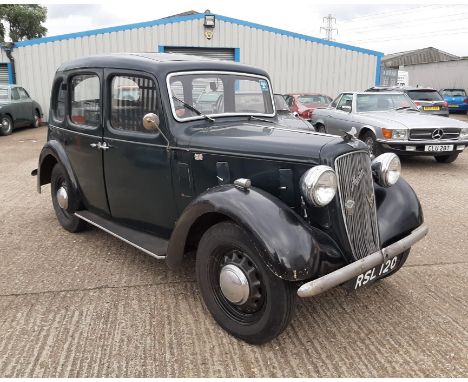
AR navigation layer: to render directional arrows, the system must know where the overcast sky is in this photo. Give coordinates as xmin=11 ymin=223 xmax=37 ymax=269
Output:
xmin=43 ymin=2 xmax=468 ymax=57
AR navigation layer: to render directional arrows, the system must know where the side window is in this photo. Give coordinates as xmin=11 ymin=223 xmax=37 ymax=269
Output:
xmin=52 ymin=79 xmax=66 ymax=122
xmin=18 ymin=88 xmax=29 ymax=99
xmin=330 ymin=95 xmax=341 ymax=108
xmin=11 ymin=88 xmax=20 ymax=101
xmin=284 ymin=96 xmax=293 ymax=107
xmin=110 ymin=75 xmax=160 ymax=134
xmin=70 ymin=74 xmax=100 ymax=127
xmin=337 ymin=94 xmax=353 ymax=110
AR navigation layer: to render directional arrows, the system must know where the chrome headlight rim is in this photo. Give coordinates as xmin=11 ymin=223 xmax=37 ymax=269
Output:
xmin=371 ymin=153 xmax=401 ymax=187
xmin=460 ymin=127 xmax=468 ymax=140
xmin=300 ymin=165 xmax=337 ymax=207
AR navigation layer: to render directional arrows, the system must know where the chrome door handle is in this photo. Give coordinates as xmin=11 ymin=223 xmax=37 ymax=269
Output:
xmin=90 ymin=142 xmax=112 ymax=150
xmin=90 ymin=142 xmax=100 ymax=148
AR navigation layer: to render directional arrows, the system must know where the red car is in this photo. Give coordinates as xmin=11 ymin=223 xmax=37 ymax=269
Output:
xmin=283 ymin=93 xmax=332 ymax=120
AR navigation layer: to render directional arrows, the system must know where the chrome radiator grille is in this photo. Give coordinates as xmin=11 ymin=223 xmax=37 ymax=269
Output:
xmin=409 ymin=128 xmax=460 ymax=140
xmin=335 ymin=151 xmax=380 ymax=260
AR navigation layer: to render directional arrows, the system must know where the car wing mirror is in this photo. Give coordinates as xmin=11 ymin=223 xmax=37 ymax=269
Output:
xmin=341 ymin=105 xmax=352 ymax=112
xmin=293 ymin=111 xmax=299 ymax=118
xmin=143 ymin=113 xmax=160 ymax=131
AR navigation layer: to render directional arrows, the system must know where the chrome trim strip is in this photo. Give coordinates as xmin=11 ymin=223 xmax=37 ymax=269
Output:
xmin=166 ymin=70 xmax=276 ymax=122
xmin=50 ymin=124 xmax=99 ymax=139
xmin=297 ymin=224 xmax=429 ymax=297
xmin=377 ymin=139 xmax=468 ymax=145
xmin=74 ymin=212 xmax=166 ymax=260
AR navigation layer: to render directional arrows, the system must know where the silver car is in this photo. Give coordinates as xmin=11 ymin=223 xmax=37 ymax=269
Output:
xmin=312 ymin=92 xmax=468 ymax=163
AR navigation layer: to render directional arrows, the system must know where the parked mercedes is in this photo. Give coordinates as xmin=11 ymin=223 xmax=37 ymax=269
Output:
xmin=34 ymin=53 xmax=427 ymax=344
xmin=0 ymin=84 xmax=43 ymax=136
xmin=312 ymin=92 xmax=468 ymax=162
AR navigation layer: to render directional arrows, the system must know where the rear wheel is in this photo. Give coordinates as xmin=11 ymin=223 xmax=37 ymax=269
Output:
xmin=434 ymin=153 xmax=459 ymax=163
xmin=316 ymin=123 xmax=326 ymax=133
xmin=32 ymin=110 xmax=41 ymax=128
xmin=196 ymin=221 xmax=296 ymax=344
xmin=51 ymin=163 xmax=86 ymax=233
xmin=0 ymin=115 xmax=13 ymax=136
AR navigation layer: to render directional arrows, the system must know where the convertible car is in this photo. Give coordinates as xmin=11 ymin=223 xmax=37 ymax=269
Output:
xmin=312 ymin=91 xmax=468 ymax=163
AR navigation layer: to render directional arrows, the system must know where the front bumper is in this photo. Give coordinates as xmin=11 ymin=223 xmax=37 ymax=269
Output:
xmin=297 ymin=224 xmax=429 ymax=298
xmin=376 ymin=139 xmax=468 ymax=156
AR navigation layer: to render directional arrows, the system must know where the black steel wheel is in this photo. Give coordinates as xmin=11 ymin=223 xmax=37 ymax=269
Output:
xmin=196 ymin=221 xmax=296 ymax=344
xmin=51 ymin=163 xmax=86 ymax=233
xmin=0 ymin=115 xmax=13 ymax=136
xmin=434 ymin=153 xmax=459 ymax=163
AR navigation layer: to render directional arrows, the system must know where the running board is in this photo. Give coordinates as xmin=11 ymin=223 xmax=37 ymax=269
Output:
xmin=75 ymin=211 xmax=167 ymax=259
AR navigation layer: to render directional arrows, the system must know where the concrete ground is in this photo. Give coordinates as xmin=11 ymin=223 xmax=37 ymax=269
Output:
xmin=0 ymin=119 xmax=467 ymax=377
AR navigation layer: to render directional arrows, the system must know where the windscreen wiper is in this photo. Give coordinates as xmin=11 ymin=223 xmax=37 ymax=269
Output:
xmin=395 ymin=106 xmax=418 ymax=111
xmin=172 ymin=96 xmax=215 ymax=122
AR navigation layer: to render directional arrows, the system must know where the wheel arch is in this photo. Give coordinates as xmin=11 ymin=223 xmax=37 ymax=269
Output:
xmin=166 ymin=185 xmax=346 ymax=281
xmin=358 ymin=125 xmax=377 ymax=140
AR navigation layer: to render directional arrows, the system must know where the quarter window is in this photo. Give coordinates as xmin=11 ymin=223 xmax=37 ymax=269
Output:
xmin=11 ymin=88 xmax=20 ymax=101
xmin=70 ymin=74 xmax=101 ymax=127
xmin=52 ymin=80 xmax=66 ymax=122
xmin=337 ymin=94 xmax=353 ymax=110
xmin=110 ymin=75 xmax=160 ymax=134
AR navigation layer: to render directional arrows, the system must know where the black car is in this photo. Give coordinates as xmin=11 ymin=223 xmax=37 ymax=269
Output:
xmin=0 ymin=85 xmax=43 ymax=136
xmin=366 ymin=86 xmax=449 ymax=117
xmin=35 ymin=53 xmax=428 ymax=344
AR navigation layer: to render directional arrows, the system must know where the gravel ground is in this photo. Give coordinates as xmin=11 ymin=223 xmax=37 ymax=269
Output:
xmin=0 ymin=120 xmax=467 ymax=377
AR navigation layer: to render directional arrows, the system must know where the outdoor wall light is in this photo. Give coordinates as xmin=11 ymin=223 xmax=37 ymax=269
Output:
xmin=204 ymin=14 xmax=216 ymax=28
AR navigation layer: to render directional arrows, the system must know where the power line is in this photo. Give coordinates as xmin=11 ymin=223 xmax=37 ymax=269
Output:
xmin=340 ymin=4 xmax=445 ymax=22
xmin=320 ymin=14 xmax=338 ymax=41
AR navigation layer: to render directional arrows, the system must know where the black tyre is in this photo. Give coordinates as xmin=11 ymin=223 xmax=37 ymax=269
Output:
xmin=32 ymin=110 xmax=41 ymax=128
xmin=434 ymin=153 xmax=459 ymax=163
xmin=0 ymin=115 xmax=13 ymax=136
xmin=51 ymin=163 xmax=86 ymax=233
xmin=316 ymin=123 xmax=326 ymax=133
xmin=196 ymin=221 xmax=296 ymax=344
xmin=361 ymin=130 xmax=380 ymax=155
xmin=378 ymin=249 xmax=410 ymax=280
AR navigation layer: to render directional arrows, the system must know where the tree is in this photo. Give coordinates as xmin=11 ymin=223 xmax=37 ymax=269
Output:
xmin=0 ymin=5 xmax=47 ymax=42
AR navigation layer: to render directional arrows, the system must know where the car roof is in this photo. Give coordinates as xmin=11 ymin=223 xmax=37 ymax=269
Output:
xmin=57 ymin=52 xmax=270 ymax=78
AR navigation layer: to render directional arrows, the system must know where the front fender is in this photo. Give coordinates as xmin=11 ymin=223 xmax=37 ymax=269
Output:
xmin=37 ymin=140 xmax=81 ymax=212
xmin=375 ymin=177 xmax=424 ymax=247
xmin=166 ymin=185 xmax=346 ymax=281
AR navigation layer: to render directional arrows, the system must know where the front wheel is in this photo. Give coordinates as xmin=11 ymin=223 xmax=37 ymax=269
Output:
xmin=0 ymin=115 xmax=13 ymax=136
xmin=316 ymin=123 xmax=326 ymax=133
xmin=361 ymin=131 xmax=380 ymax=155
xmin=196 ymin=222 xmax=296 ymax=344
xmin=434 ymin=153 xmax=459 ymax=163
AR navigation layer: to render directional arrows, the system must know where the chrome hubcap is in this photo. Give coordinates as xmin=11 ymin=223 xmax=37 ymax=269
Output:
xmin=56 ymin=186 xmax=68 ymax=209
xmin=219 ymin=264 xmax=250 ymax=305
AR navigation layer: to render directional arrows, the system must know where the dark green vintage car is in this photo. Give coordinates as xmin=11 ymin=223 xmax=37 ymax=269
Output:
xmin=0 ymin=85 xmax=43 ymax=136
xmin=34 ymin=53 xmax=428 ymax=344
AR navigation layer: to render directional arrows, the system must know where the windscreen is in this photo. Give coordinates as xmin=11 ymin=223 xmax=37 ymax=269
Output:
xmin=168 ymin=72 xmax=274 ymax=120
xmin=298 ymin=95 xmax=331 ymax=105
xmin=440 ymin=89 xmax=466 ymax=97
xmin=356 ymin=93 xmax=415 ymax=112
xmin=406 ymin=90 xmax=443 ymax=101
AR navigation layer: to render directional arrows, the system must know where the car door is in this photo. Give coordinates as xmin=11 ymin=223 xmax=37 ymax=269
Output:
xmin=102 ymin=69 xmax=177 ymax=237
xmin=17 ymin=87 xmax=34 ymax=123
xmin=326 ymin=93 xmax=355 ymax=136
xmin=58 ymin=70 xmax=110 ymax=214
xmin=9 ymin=87 xmax=25 ymax=126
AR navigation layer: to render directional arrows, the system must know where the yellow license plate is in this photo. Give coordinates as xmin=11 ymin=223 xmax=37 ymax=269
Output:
xmin=423 ymin=106 xmax=440 ymax=111
xmin=448 ymin=105 xmax=458 ymax=108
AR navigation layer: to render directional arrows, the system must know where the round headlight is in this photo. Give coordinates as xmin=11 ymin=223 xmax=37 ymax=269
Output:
xmin=371 ymin=153 xmax=401 ymax=187
xmin=300 ymin=166 xmax=337 ymax=207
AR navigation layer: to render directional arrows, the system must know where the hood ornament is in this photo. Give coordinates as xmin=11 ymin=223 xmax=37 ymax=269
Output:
xmin=343 ymin=126 xmax=357 ymax=142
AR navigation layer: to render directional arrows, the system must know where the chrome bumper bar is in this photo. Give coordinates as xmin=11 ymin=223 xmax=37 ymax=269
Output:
xmin=297 ymin=224 xmax=429 ymax=298
xmin=376 ymin=139 xmax=468 ymax=145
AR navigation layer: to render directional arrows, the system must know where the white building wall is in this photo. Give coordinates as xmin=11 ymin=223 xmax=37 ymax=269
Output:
xmin=13 ymin=17 xmax=379 ymax=119
xmin=404 ymin=59 xmax=468 ymax=91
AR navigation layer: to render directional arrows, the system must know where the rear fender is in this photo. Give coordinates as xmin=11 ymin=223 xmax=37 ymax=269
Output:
xmin=166 ymin=185 xmax=345 ymax=281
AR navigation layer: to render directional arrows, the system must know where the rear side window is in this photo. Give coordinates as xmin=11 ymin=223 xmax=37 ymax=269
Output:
xmin=70 ymin=74 xmax=101 ymax=127
xmin=18 ymin=88 xmax=29 ymax=99
xmin=52 ymin=79 xmax=66 ymax=122
xmin=110 ymin=75 xmax=160 ymax=134
xmin=406 ymin=90 xmax=443 ymax=102
xmin=11 ymin=88 xmax=20 ymax=100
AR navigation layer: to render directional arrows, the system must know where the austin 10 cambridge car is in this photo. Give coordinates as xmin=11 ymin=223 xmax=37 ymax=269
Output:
xmin=34 ymin=53 xmax=428 ymax=344
xmin=312 ymin=91 xmax=468 ymax=162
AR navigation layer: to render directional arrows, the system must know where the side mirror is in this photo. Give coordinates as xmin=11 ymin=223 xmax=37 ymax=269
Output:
xmin=341 ymin=105 xmax=352 ymax=112
xmin=143 ymin=113 xmax=160 ymax=131
xmin=293 ymin=111 xmax=299 ymax=118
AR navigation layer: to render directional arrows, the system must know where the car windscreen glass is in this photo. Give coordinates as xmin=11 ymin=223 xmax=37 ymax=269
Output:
xmin=356 ymin=94 xmax=415 ymax=112
xmin=0 ymin=88 xmax=8 ymax=100
xmin=406 ymin=90 xmax=443 ymax=101
xmin=274 ymin=94 xmax=289 ymax=111
xmin=441 ymin=89 xmax=466 ymax=97
xmin=298 ymin=95 xmax=330 ymax=105
xmin=168 ymin=72 xmax=274 ymax=121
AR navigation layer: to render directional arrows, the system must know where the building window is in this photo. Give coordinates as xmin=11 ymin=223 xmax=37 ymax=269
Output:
xmin=110 ymin=75 xmax=159 ymax=134
xmin=70 ymin=74 xmax=100 ymax=127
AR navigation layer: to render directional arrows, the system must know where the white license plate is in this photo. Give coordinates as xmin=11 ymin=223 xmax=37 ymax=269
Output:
xmin=353 ymin=256 xmax=399 ymax=290
xmin=425 ymin=145 xmax=453 ymax=152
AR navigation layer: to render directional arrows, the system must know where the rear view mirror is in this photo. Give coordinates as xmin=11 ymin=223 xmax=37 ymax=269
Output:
xmin=143 ymin=113 xmax=160 ymax=131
